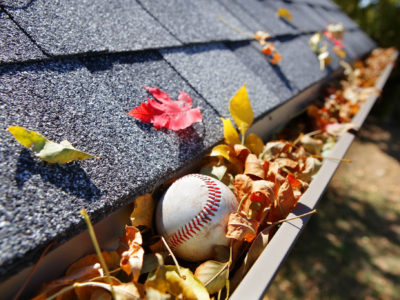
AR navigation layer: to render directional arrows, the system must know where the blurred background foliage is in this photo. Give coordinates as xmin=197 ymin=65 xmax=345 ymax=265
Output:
xmin=334 ymin=0 xmax=400 ymax=121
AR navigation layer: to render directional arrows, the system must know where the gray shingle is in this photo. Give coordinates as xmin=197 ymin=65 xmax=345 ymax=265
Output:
xmin=137 ymin=0 xmax=250 ymax=43
xmin=270 ymin=36 xmax=328 ymax=92
xmin=266 ymin=1 xmax=326 ymax=32
xmin=0 ymin=10 xmax=45 ymax=63
xmin=291 ymin=0 xmax=339 ymax=9
xmin=232 ymin=0 xmax=298 ymax=36
xmin=160 ymin=43 xmax=281 ymax=120
xmin=227 ymin=40 xmax=298 ymax=101
xmin=344 ymin=30 xmax=376 ymax=59
xmin=4 ymin=0 xmax=181 ymax=56
xmin=311 ymin=5 xmax=335 ymax=28
xmin=0 ymin=52 xmax=222 ymax=278
xmin=217 ymin=0 xmax=269 ymax=34
xmin=329 ymin=9 xmax=359 ymax=30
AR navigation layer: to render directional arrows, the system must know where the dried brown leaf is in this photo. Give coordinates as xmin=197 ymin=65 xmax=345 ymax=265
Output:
xmin=120 ymin=226 xmax=144 ymax=281
xmin=130 ymin=193 xmax=155 ymax=228
xmin=226 ymin=212 xmax=259 ymax=242
xmin=244 ymin=153 xmax=265 ymax=179
xmin=300 ymin=133 xmax=323 ymax=155
xmin=261 ymin=140 xmax=291 ymax=161
xmin=242 ymin=225 xmax=274 ymax=276
xmin=267 ymin=179 xmax=297 ymax=222
xmin=250 ymin=180 xmax=275 ymax=207
xmin=233 ymin=144 xmax=250 ymax=163
xmin=234 ymin=174 xmax=253 ymax=203
xmin=275 ymin=157 xmax=299 ymax=170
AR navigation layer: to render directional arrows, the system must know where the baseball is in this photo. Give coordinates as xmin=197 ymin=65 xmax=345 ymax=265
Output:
xmin=156 ymin=174 xmax=238 ymax=261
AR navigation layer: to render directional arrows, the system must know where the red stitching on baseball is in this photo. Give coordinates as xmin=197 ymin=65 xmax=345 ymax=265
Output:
xmin=167 ymin=174 xmax=223 ymax=251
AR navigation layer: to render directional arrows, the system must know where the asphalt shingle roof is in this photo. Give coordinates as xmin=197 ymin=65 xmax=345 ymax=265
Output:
xmin=0 ymin=0 xmax=376 ymax=282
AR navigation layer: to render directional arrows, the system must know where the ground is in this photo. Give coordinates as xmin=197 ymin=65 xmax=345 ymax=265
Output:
xmin=264 ymin=112 xmax=400 ymax=299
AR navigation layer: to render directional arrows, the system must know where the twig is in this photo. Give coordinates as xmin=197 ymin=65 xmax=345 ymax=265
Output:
xmin=204 ymin=262 xmax=229 ymax=287
xmin=80 ymin=209 xmax=116 ymax=300
xmin=161 ymin=236 xmax=184 ymax=279
xmin=267 ymin=209 xmax=317 ymax=226
xmin=13 ymin=242 xmax=54 ymax=300
xmin=216 ymin=15 xmax=254 ymax=38
xmin=46 ymin=284 xmax=76 ymax=300
xmin=311 ymin=154 xmax=352 ymax=163
xmin=237 ymin=193 xmax=249 ymax=213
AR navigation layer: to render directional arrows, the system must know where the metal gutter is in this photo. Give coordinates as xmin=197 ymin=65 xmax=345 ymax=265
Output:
xmin=230 ymin=50 xmax=398 ymax=300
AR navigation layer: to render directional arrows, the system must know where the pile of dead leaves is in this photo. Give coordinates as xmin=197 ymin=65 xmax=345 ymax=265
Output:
xmin=31 ymin=47 xmax=396 ymax=300
xmin=307 ymin=47 xmax=396 ymax=132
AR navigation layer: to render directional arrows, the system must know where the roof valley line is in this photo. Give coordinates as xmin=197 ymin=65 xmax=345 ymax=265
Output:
xmin=0 ymin=0 xmax=376 ymax=294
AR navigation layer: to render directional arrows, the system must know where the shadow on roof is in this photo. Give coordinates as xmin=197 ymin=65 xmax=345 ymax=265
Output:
xmin=15 ymin=148 xmax=103 ymax=202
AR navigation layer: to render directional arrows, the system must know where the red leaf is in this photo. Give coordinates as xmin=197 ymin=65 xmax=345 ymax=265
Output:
xmin=127 ymin=86 xmax=202 ymax=131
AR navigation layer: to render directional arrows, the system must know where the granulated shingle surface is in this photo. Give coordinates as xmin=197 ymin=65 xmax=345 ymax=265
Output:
xmin=138 ymin=0 xmax=249 ymax=43
xmin=232 ymin=0 xmax=298 ymax=36
xmin=227 ymin=40 xmax=298 ymax=101
xmin=0 ymin=10 xmax=45 ymax=63
xmin=0 ymin=0 xmax=377 ymax=287
xmin=266 ymin=1 xmax=325 ymax=32
xmin=217 ymin=0 xmax=270 ymax=34
xmin=329 ymin=9 xmax=360 ymax=29
xmin=268 ymin=36 xmax=328 ymax=91
xmin=0 ymin=53 xmax=222 ymax=278
xmin=161 ymin=43 xmax=281 ymax=119
xmin=3 ymin=0 xmax=181 ymax=56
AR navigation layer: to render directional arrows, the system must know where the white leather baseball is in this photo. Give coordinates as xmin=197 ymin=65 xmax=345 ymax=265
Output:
xmin=156 ymin=174 xmax=238 ymax=261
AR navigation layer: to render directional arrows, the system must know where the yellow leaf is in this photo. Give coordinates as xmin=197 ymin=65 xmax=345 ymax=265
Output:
xmin=209 ymin=144 xmax=243 ymax=174
xmin=130 ymin=194 xmax=155 ymax=228
xmin=229 ymin=84 xmax=254 ymax=138
xmin=333 ymin=46 xmax=347 ymax=58
xmin=194 ymin=260 xmax=228 ymax=295
xmin=209 ymin=144 xmax=231 ymax=162
xmin=244 ymin=133 xmax=264 ymax=156
xmin=145 ymin=265 xmax=209 ymax=300
xmin=7 ymin=126 xmax=47 ymax=152
xmin=200 ymin=163 xmax=228 ymax=182
xmin=7 ymin=126 xmax=98 ymax=164
xmin=66 ymin=251 xmax=120 ymax=276
xmin=276 ymin=8 xmax=293 ymax=22
xmin=220 ymin=117 xmax=240 ymax=145
xmin=74 ymin=281 xmax=142 ymax=300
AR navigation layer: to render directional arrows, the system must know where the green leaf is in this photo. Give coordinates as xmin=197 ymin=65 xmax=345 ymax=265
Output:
xmin=229 ymin=84 xmax=254 ymax=138
xmin=8 ymin=126 xmax=98 ymax=164
xmin=194 ymin=260 xmax=228 ymax=295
